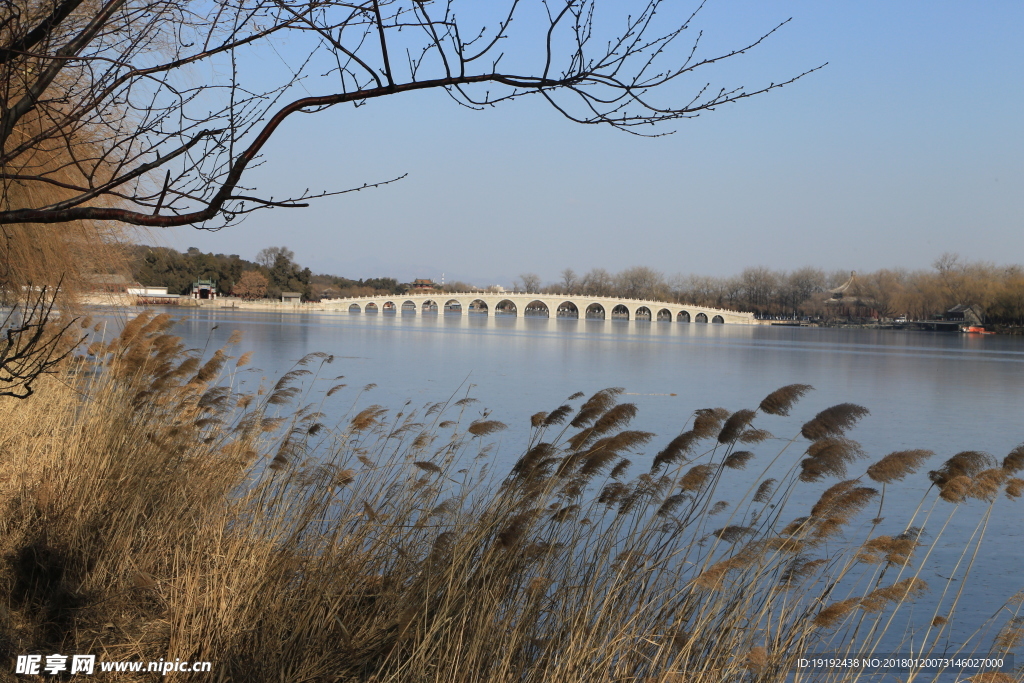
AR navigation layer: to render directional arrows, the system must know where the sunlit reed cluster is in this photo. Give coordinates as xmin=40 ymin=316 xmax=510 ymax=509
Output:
xmin=1 ymin=312 xmax=1022 ymax=681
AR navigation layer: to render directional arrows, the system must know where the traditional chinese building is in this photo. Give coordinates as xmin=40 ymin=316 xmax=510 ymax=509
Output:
xmin=945 ymin=304 xmax=983 ymax=326
xmin=190 ymin=279 xmax=217 ymax=299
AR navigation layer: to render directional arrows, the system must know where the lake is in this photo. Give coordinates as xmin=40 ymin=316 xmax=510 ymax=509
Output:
xmin=101 ymin=306 xmax=1024 ymax=668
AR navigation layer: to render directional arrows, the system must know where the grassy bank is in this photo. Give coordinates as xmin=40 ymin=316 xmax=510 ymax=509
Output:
xmin=1 ymin=312 xmax=1022 ymax=681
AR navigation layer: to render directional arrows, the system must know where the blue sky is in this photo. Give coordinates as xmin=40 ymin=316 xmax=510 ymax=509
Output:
xmin=159 ymin=0 xmax=1024 ymax=286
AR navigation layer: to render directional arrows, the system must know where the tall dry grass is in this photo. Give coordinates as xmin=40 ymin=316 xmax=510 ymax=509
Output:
xmin=1 ymin=313 xmax=1022 ymax=682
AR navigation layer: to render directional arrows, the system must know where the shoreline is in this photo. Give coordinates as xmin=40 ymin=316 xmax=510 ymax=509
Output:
xmin=79 ymin=294 xmax=1024 ymax=335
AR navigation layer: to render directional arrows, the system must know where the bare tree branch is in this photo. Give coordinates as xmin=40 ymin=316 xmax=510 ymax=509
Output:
xmin=0 ymin=283 xmax=83 ymax=399
xmin=1 ymin=0 xmax=821 ymax=230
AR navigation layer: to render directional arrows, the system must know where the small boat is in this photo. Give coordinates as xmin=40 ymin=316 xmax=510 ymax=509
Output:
xmin=962 ymin=326 xmax=995 ymax=335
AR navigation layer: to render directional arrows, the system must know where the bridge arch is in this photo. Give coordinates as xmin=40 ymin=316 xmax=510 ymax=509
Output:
xmin=557 ymin=301 xmax=579 ymax=319
xmin=332 ymin=294 xmax=753 ymax=324
xmin=525 ymin=300 xmax=550 ymax=317
xmin=495 ymin=299 xmax=517 ymax=316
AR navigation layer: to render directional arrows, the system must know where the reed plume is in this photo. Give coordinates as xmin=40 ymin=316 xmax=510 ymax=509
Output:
xmin=753 ymin=478 xmax=777 ymax=503
xmin=497 ymin=509 xmax=541 ymax=547
xmin=350 ymin=405 xmax=388 ymax=431
xmin=858 ymin=577 xmax=927 ymax=613
xmin=1002 ymin=444 xmax=1024 ymax=474
xmin=866 ymin=449 xmax=933 ymax=483
xmin=509 ymin=442 xmax=558 ymax=483
xmin=468 ymin=419 xmax=507 ymax=437
xmin=651 ymin=431 xmax=699 ymax=473
xmin=718 ymin=409 xmax=755 ymax=443
xmin=931 ymin=451 xmax=999 ymax=503
xmin=591 ymin=402 xmax=638 ymax=436
xmin=744 ymin=646 xmax=768 ymax=670
xmin=759 ymin=383 xmax=813 ymax=416
xmin=543 ymin=404 xmax=573 ymax=426
xmin=799 ymin=437 xmax=865 ymax=482
xmin=692 ymin=407 xmax=729 ymax=438
xmin=570 ymin=387 xmax=623 ymax=428
xmin=576 ymin=431 xmax=652 ymax=478
xmin=1005 ymin=478 xmax=1024 ymax=499
xmin=814 ymin=598 xmax=860 ymax=628
xmin=599 ymin=481 xmax=630 ymax=506
xmin=810 ymin=480 xmax=878 ymax=525
xmin=709 ymin=500 xmax=729 ymax=515
xmin=778 ymin=556 xmax=828 ymax=587
xmin=724 ymin=450 xmax=754 ymax=469
xmin=939 ymin=475 xmax=972 ymax=503
xmin=969 ymin=468 xmax=1008 ymax=501
xmin=679 ymin=463 xmax=715 ymax=492
xmin=738 ymin=428 xmax=772 ymax=444
xmin=857 ymin=535 xmax=919 ymax=566
xmin=800 ymin=403 xmax=869 ymax=441
xmin=656 ymin=493 xmax=690 ymax=517
xmin=609 ymin=458 xmax=631 ymax=479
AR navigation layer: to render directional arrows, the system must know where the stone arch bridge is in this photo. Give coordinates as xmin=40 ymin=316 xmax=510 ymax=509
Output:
xmin=323 ymin=293 xmax=755 ymax=324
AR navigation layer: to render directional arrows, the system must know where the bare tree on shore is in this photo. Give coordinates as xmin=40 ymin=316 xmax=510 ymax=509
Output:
xmin=616 ymin=266 xmax=667 ymax=300
xmin=581 ymin=268 xmax=615 ymax=297
xmin=523 ymin=256 xmax=1024 ymax=324
xmin=518 ymin=273 xmax=542 ymax=295
xmin=256 ymin=247 xmax=295 ymax=271
xmin=559 ymin=268 xmax=579 ymax=294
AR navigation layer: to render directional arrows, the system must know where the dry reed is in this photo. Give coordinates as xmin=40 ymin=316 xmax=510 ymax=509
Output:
xmin=800 ymin=402 xmax=870 ymax=441
xmin=1 ymin=327 xmax=1021 ymax=682
xmin=867 ymin=449 xmax=934 ymax=483
xmin=759 ymin=383 xmax=814 ymax=416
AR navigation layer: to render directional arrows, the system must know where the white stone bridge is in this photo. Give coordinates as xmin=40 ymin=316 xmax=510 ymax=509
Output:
xmin=323 ymin=292 xmax=755 ymax=324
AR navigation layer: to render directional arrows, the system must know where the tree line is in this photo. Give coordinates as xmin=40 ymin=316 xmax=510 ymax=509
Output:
xmin=128 ymin=245 xmax=405 ymax=301
xmin=126 ymin=246 xmax=1024 ymax=325
xmin=130 ymin=245 xmax=311 ymax=300
xmin=513 ymin=255 xmax=1024 ymax=325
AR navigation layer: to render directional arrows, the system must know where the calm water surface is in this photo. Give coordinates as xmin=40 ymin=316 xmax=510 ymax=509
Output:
xmin=108 ymin=307 xmax=1024 ymax=664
